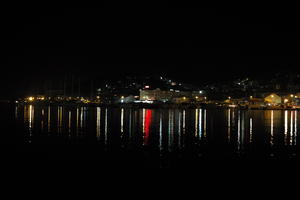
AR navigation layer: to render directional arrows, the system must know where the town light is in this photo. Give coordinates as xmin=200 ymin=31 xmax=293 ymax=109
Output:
xmin=228 ymin=96 xmax=231 ymax=99
xmin=250 ymin=96 xmax=253 ymax=99
xmin=195 ymin=96 xmax=198 ymax=99
xmin=284 ymin=99 xmax=289 ymax=103
xmin=28 ymin=97 xmax=34 ymax=101
xmin=290 ymin=94 xmax=294 ymax=98
xmin=271 ymin=95 xmax=274 ymax=98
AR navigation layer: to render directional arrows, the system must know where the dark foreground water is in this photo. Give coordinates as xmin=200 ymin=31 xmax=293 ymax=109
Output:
xmin=2 ymin=104 xmax=299 ymax=167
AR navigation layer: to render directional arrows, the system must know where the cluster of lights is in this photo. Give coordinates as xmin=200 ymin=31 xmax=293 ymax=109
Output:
xmin=28 ymin=97 xmax=34 ymax=101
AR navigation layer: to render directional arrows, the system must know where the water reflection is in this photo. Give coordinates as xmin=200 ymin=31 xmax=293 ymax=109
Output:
xmin=249 ymin=117 xmax=253 ymax=143
xmin=228 ymin=109 xmax=231 ymax=141
xmin=17 ymin=105 xmax=298 ymax=157
xmin=270 ymin=110 xmax=274 ymax=146
xmin=96 ymin=107 xmax=101 ymax=139
xmin=159 ymin=113 xmax=163 ymax=151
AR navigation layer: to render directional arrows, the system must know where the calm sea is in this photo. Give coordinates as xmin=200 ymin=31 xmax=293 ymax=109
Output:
xmin=4 ymin=104 xmax=299 ymax=166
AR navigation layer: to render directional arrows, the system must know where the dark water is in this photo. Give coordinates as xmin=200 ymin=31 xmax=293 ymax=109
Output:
xmin=7 ymin=104 xmax=300 ymax=166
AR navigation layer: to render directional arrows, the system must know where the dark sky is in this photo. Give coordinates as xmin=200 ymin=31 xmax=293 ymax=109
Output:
xmin=1 ymin=5 xmax=299 ymax=98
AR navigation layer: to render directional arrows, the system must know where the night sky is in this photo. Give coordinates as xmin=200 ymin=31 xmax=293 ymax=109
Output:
xmin=1 ymin=5 xmax=299 ymax=99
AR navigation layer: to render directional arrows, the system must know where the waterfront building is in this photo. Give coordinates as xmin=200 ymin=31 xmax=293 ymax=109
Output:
xmin=248 ymin=97 xmax=265 ymax=109
xmin=264 ymin=93 xmax=282 ymax=105
xmin=139 ymin=89 xmax=205 ymax=103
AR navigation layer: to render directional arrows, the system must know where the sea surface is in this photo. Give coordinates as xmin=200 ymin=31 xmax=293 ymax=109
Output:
xmin=2 ymin=104 xmax=299 ymax=167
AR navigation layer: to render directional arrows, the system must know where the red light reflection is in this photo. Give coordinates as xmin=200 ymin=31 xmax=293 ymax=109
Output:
xmin=144 ymin=109 xmax=152 ymax=145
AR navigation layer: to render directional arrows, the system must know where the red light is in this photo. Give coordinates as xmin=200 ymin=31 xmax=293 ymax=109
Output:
xmin=144 ymin=109 xmax=152 ymax=145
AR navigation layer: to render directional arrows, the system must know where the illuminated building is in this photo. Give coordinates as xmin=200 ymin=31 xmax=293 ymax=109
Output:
xmin=264 ymin=93 xmax=282 ymax=105
xmin=140 ymin=89 xmax=206 ymax=103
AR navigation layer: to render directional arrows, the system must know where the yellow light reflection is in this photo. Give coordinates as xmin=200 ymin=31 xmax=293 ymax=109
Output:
xmin=195 ymin=109 xmax=198 ymax=137
xmin=29 ymin=105 xmax=34 ymax=130
xmin=68 ymin=111 xmax=72 ymax=134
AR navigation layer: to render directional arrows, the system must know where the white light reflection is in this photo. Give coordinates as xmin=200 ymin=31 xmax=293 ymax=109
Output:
xmin=178 ymin=110 xmax=181 ymax=149
xmin=48 ymin=106 xmax=51 ymax=132
xmin=228 ymin=109 xmax=231 ymax=141
xmin=285 ymin=110 xmax=288 ymax=145
xmin=295 ymin=111 xmax=297 ymax=145
xmin=204 ymin=109 xmax=207 ymax=138
xmin=15 ymin=106 xmax=18 ymax=119
xmin=183 ymin=110 xmax=186 ymax=136
xmin=199 ymin=109 xmax=202 ymax=139
xmin=105 ymin=108 xmax=108 ymax=145
xmin=237 ymin=110 xmax=241 ymax=152
xmin=290 ymin=111 xmax=293 ymax=145
xmin=96 ymin=107 xmax=101 ymax=140
xmin=129 ymin=110 xmax=132 ymax=139
xmin=159 ymin=113 xmax=163 ymax=151
xmin=142 ymin=109 xmax=145 ymax=135
xmin=195 ymin=109 xmax=198 ymax=137
xmin=250 ymin=118 xmax=253 ymax=143
xmin=241 ymin=111 xmax=245 ymax=151
xmin=121 ymin=108 xmax=124 ymax=134
xmin=80 ymin=107 xmax=84 ymax=129
xmin=76 ymin=108 xmax=79 ymax=134
xmin=168 ymin=110 xmax=174 ymax=151
xmin=270 ymin=110 xmax=274 ymax=146
xmin=41 ymin=108 xmax=44 ymax=132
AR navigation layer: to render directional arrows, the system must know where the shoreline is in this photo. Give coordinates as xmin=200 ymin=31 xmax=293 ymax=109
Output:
xmin=11 ymin=101 xmax=300 ymax=110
